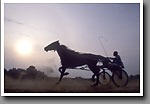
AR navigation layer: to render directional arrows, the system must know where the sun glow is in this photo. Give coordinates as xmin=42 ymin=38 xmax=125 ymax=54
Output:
xmin=16 ymin=40 xmax=32 ymax=55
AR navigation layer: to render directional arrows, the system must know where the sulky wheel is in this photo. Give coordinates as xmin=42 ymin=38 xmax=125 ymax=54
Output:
xmin=112 ymin=69 xmax=128 ymax=87
xmin=99 ymin=71 xmax=111 ymax=86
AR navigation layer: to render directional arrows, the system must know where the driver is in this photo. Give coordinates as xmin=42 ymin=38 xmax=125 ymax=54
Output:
xmin=107 ymin=51 xmax=124 ymax=68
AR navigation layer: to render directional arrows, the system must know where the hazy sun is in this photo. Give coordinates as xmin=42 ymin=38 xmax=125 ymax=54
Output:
xmin=16 ymin=40 xmax=32 ymax=55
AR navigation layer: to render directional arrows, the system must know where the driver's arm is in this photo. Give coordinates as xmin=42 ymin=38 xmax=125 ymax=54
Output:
xmin=107 ymin=57 xmax=115 ymax=60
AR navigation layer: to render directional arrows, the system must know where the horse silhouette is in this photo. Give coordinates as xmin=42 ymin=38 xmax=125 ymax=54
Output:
xmin=44 ymin=40 xmax=106 ymax=86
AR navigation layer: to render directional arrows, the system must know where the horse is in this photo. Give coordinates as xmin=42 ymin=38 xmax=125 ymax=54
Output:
xmin=44 ymin=40 xmax=106 ymax=86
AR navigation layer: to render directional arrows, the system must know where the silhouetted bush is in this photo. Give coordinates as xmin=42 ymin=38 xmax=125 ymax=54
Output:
xmin=6 ymin=68 xmax=21 ymax=79
xmin=5 ymin=66 xmax=48 ymax=80
xmin=25 ymin=66 xmax=37 ymax=79
xmin=129 ymin=74 xmax=140 ymax=80
xmin=4 ymin=69 xmax=7 ymax=74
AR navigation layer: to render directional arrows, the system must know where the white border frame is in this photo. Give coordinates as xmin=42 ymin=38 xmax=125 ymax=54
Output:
xmin=1 ymin=0 xmax=143 ymax=96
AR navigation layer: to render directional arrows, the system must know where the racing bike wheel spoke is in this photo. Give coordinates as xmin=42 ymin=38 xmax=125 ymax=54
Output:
xmin=99 ymin=72 xmax=111 ymax=86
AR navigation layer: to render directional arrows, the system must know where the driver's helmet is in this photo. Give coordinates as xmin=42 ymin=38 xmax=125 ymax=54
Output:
xmin=113 ymin=51 xmax=118 ymax=56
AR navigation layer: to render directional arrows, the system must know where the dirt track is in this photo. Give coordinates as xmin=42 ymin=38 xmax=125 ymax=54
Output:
xmin=4 ymin=76 xmax=140 ymax=93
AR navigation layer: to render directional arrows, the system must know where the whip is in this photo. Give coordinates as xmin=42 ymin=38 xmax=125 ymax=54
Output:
xmin=98 ymin=36 xmax=108 ymax=57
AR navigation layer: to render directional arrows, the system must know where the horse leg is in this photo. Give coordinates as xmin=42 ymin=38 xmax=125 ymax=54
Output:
xmin=59 ymin=67 xmax=67 ymax=81
xmin=94 ymin=72 xmax=99 ymax=86
xmin=58 ymin=66 xmax=69 ymax=75
xmin=88 ymin=64 xmax=100 ymax=86
xmin=92 ymin=74 xmax=96 ymax=82
xmin=56 ymin=67 xmax=67 ymax=84
xmin=58 ymin=66 xmax=63 ymax=73
xmin=91 ymin=71 xmax=99 ymax=87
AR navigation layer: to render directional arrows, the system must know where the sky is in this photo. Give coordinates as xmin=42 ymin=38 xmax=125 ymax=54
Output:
xmin=4 ymin=3 xmax=140 ymax=78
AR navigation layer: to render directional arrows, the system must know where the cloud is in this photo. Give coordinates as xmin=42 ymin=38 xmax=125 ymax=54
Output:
xmin=5 ymin=17 xmax=24 ymax=25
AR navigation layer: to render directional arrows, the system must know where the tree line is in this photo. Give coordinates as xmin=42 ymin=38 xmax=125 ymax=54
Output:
xmin=5 ymin=65 xmax=48 ymax=80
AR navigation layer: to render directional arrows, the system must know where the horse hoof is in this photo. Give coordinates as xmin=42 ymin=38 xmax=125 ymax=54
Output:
xmin=92 ymin=78 xmax=95 ymax=82
xmin=56 ymin=81 xmax=60 ymax=85
xmin=64 ymin=72 xmax=69 ymax=76
xmin=91 ymin=83 xmax=98 ymax=87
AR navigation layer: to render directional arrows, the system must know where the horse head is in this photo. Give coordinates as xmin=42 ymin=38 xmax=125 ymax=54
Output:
xmin=44 ymin=40 xmax=60 ymax=52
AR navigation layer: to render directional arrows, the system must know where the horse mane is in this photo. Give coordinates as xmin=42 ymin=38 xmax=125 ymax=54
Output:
xmin=59 ymin=45 xmax=80 ymax=55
